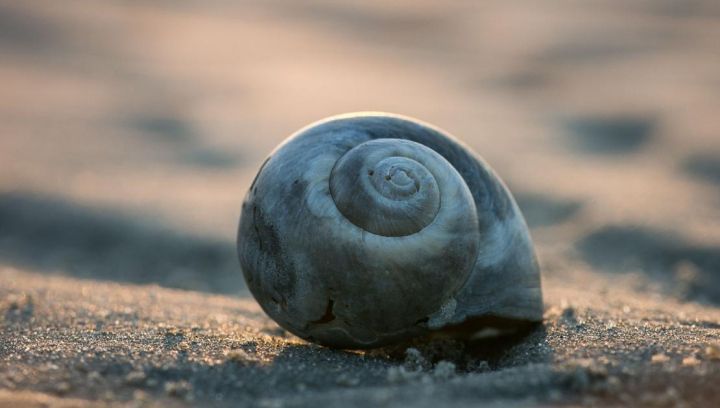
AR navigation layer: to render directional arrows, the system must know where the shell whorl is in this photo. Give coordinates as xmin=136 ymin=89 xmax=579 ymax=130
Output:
xmin=329 ymin=139 xmax=442 ymax=237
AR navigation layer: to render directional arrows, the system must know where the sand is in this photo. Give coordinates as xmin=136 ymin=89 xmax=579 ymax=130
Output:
xmin=1 ymin=0 xmax=720 ymax=406
xmin=2 ymin=267 xmax=719 ymax=407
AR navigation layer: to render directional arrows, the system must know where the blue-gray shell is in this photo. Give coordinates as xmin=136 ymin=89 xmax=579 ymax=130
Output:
xmin=237 ymin=113 xmax=542 ymax=349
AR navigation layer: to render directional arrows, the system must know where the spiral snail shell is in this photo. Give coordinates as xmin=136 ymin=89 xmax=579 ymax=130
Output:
xmin=237 ymin=113 xmax=542 ymax=349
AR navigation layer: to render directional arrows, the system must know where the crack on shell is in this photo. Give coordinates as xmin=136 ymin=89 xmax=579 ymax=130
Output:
xmin=310 ymin=299 xmax=336 ymax=325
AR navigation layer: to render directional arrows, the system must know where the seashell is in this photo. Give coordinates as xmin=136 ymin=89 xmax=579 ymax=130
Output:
xmin=237 ymin=113 xmax=542 ymax=349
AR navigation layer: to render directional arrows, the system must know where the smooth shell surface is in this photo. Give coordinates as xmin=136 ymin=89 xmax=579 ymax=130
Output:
xmin=237 ymin=113 xmax=542 ymax=348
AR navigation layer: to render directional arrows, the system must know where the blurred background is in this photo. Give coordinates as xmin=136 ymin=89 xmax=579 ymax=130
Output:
xmin=1 ymin=0 xmax=719 ymax=303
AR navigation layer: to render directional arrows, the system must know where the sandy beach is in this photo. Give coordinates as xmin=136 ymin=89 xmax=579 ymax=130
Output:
xmin=1 ymin=0 xmax=720 ymax=406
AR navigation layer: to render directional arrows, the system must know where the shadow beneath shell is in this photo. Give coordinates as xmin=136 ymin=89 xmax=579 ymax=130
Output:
xmin=364 ymin=322 xmax=551 ymax=373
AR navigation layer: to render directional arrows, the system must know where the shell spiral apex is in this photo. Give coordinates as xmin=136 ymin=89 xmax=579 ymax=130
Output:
xmin=237 ymin=113 xmax=543 ymax=349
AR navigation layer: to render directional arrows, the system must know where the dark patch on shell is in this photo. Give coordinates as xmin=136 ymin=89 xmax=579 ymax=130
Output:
xmin=248 ymin=203 xmax=296 ymax=311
